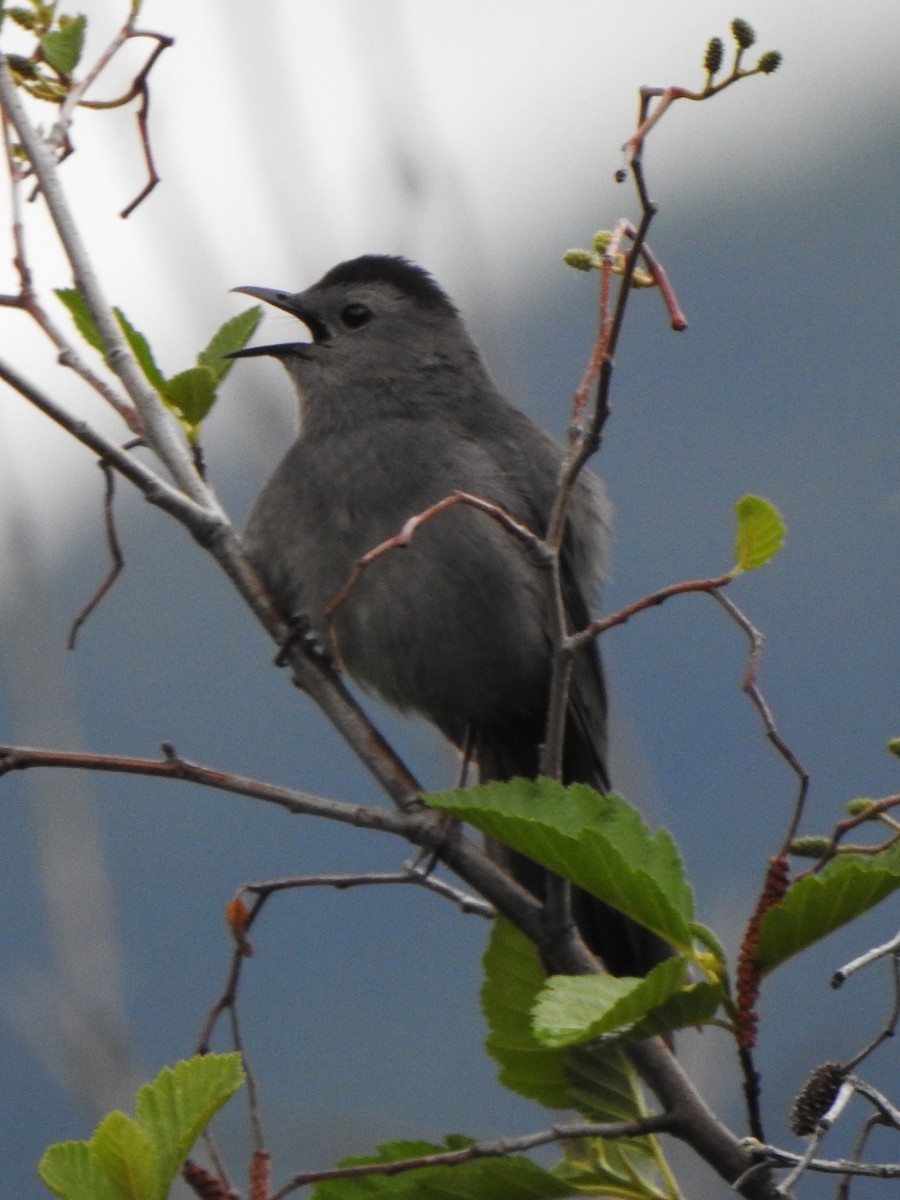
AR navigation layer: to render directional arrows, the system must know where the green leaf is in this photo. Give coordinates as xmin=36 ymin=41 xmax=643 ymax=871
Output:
xmin=481 ymin=915 xmax=660 ymax=1121
xmin=534 ymin=958 xmax=688 ymax=1048
xmin=618 ymin=980 xmax=724 ymax=1044
xmin=55 ymin=296 xmax=165 ymax=394
xmin=161 ymin=367 xmax=217 ymax=443
xmin=481 ymin=916 xmax=572 ymax=1107
xmin=535 ymin=957 xmax=723 ymax=1049
xmin=41 ymin=14 xmax=86 ymax=76
xmin=8 ymin=7 xmax=43 ymax=33
xmin=689 ymin=921 xmax=728 ymax=969
xmin=38 ymin=1142 xmax=122 ymax=1200
xmin=114 ymin=308 xmax=166 ymax=391
xmin=758 ymin=843 xmax=900 ymax=974
xmin=732 ymin=494 xmax=785 ymax=572
xmin=55 ymin=288 xmax=104 ymax=354
xmin=134 ymin=1053 xmax=245 ymax=1186
xmin=553 ymin=1138 xmax=669 ymax=1200
xmin=91 ymin=1111 xmax=162 ymax=1200
xmin=430 ymin=780 xmax=695 ymax=955
xmin=562 ymin=1049 xmax=672 ymax=1196
xmin=37 ymin=1055 xmax=243 ymax=1200
xmin=313 ymin=1139 xmax=575 ymax=1200
xmin=564 ymin=1041 xmax=645 ymax=1125
xmin=198 ymin=306 xmax=261 ymax=385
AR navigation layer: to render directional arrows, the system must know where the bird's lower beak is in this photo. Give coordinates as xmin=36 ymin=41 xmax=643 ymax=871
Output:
xmin=226 ymin=341 xmax=313 ymax=361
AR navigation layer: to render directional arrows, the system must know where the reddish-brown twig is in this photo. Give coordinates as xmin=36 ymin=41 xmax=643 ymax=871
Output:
xmin=713 ymin=590 xmax=811 ymax=851
xmin=570 ymin=572 xmax=734 ymax=648
xmin=67 ymin=458 xmax=125 ymax=648
xmin=322 ymin=489 xmax=547 ymax=651
xmin=799 ymin=795 xmax=900 ymax=879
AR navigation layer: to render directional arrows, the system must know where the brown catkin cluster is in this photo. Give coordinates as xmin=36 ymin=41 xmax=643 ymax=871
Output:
xmin=790 ymin=1063 xmax=849 ymax=1136
xmin=735 ymin=855 xmax=792 ymax=1048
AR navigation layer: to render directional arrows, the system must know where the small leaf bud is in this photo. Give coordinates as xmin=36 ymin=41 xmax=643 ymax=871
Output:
xmin=757 ymin=51 xmax=782 ymax=75
xmin=788 ymin=836 xmax=832 ymax=859
xmin=846 ymin=797 xmax=877 ymax=816
xmin=731 ymin=19 xmax=756 ymax=49
xmin=704 ymin=37 xmax=724 ymax=76
xmin=563 ymin=249 xmax=597 ymax=272
xmin=592 ymin=230 xmax=613 ymax=253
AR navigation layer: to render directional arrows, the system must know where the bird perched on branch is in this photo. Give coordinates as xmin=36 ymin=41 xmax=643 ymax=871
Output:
xmin=232 ymin=255 xmax=666 ymax=977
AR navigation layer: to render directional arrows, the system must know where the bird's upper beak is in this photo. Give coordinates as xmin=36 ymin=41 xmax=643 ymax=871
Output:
xmin=227 ymin=285 xmax=328 ymax=359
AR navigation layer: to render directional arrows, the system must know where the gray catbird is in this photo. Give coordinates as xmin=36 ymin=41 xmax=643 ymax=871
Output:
xmin=233 ymin=255 xmax=666 ymax=977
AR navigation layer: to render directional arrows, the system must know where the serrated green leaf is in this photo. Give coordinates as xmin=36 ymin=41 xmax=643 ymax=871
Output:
xmin=480 ymin=919 xmax=667 ymax=1192
xmin=758 ymin=842 xmax=900 ymax=974
xmin=198 ymin=307 xmax=261 ymax=385
xmin=91 ymin=1111 xmax=162 ymax=1200
xmin=430 ymin=780 xmax=694 ymax=954
xmin=41 ymin=14 xmax=86 ymax=75
xmin=620 ymin=980 xmax=724 ymax=1044
xmin=55 ymin=288 xmax=105 ymax=354
xmin=534 ymin=958 xmax=688 ymax=1048
xmin=113 ymin=308 xmax=165 ymax=391
xmin=38 ymin=1141 xmax=122 ymax=1200
xmin=134 ymin=1053 xmax=244 ymax=1186
xmin=535 ymin=955 xmax=723 ymax=1049
xmin=38 ymin=1055 xmax=242 ymax=1200
xmin=160 ymin=366 xmax=217 ymax=442
xmin=732 ymin=494 xmax=785 ymax=572
xmin=481 ymin=917 xmax=572 ymax=1107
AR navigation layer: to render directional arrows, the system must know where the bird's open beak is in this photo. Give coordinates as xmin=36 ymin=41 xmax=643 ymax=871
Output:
xmin=228 ymin=285 xmax=329 ymax=359
xmin=232 ymin=285 xmax=300 ymax=314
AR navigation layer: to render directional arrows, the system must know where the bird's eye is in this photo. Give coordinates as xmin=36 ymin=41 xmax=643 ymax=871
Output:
xmin=339 ymin=302 xmax=372 ymax=329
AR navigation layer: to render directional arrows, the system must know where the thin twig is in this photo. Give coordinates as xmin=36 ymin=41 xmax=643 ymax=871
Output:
xmin=0 ymin=355 xmax=214 ymax=528
xmin=539 ymin=152 xmax=661 ymax=777
xmin=0 ymin=741 xmax=408 ymax=833
xmin=1 ymin=110 xmax=141 ymax=427
xmin=269 ymin=1113 xmax=676 ymax=1200
xmin=323 ymin=489 xmax=548 ymax=651
xmin=241 ymin=865 xmax=495 ymax=919
xmin=837 ymin=1114 xmax=889 ymax=1200
xmin=570 ymin=572 xmax=734 ymax=648
xmin=833 ymin=933 xmax=900 ymax=989
xmin=713 ymin=590 xmax=810 ymax=850
xmin=67 ymin=458 xmax=125 ymax=648
xmin=623 ymin=54 xmax=779 ymax=168
xmin=799 ymin=797 xmax=900 ymax=879
xmin=842 ymin=952 xmax=900 ymax=1073
xmin=44 ymin=9 xmax=173 ymax=218
xmin=0 ymin=55 xmax=208 ymax=499
xmin=745 ymin=1141 xmax=900 ymax=1180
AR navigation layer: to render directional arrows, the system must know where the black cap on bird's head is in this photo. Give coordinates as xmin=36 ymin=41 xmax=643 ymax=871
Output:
xmin=228 ymin=255 xmax=458 ymax=363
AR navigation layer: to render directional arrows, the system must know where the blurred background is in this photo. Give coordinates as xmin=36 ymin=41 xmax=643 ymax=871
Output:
xmin=1 ymin=2 xmax=898 ymax=1195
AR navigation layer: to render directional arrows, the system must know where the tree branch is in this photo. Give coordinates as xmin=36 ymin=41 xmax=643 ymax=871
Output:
xmin=0 ymin=54 xmax=203 ymax=498
xmin=268 ymin=1113 xmax=676 ymax=1199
